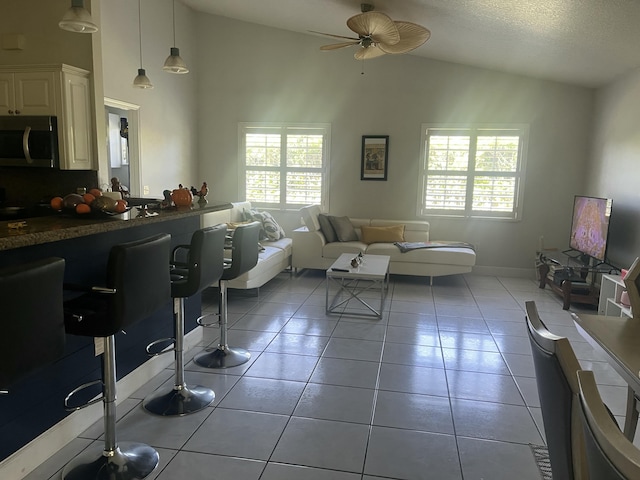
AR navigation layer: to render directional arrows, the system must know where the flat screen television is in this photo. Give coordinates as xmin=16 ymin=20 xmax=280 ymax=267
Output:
xmin=569 ymin=195 xmax=613 ymax=262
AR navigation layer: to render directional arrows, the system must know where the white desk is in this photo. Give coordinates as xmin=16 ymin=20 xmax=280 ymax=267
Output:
xmin=572 ymin=313 xmax=640 ymax=439
xmin=326 ymin=253 xmax=390 ymax=319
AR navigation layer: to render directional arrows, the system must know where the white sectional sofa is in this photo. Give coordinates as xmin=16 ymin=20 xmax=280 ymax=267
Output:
xmin=201 ymin=201 xmax=292 ymax=289
xmin=292 ymin=205 xmax=476 ymax=281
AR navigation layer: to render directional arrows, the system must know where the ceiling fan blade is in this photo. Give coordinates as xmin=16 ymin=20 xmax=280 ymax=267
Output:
xmin=354 ymin=45 xmax=387 ymax=60
xmin=309 ymin=30 xmax=360 ymax=42
xmin=321 ymin=40 xmax=360 ymax=51
xmin=378 ymin=22 xmax=431 ymax=54
xmin=347 ymin=11 xmax=399 ymax=45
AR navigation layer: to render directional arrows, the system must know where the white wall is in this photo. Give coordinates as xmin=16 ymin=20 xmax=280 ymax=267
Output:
xmin=0 ymin=0 xmax=92 ymax=69
xmin=194 ymin=15 xmax=595 ymax=272
xmin=100 ymin=0 xmax=198 ymax=198
xmin=588 ymin=69 xmax=640 ymax=269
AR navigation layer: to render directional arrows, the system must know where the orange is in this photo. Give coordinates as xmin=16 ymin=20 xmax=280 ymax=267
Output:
xmin=114 ymin=200 xmax=127 ymax=213
xmin=50 ymin=196 xmax=64 ymax=211
xmin=82 ymin=193 xmax=96 ymax=205
xmin=89 ymin=188 xmax=102 ymax=198
xmin=76 ymin=203 xmax=91 ymax=214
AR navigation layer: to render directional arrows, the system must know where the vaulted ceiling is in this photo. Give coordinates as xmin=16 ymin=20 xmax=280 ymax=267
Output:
xmin=182 ymin=0 xmax=640 ymax=88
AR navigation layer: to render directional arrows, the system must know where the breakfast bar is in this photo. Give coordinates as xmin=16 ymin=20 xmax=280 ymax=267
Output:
xmin=0 ymin=201 xmax=232 ymax=463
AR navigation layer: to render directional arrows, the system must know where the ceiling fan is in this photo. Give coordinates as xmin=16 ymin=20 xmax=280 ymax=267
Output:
xmin=313 ymin=3 xmax=431 ymax=60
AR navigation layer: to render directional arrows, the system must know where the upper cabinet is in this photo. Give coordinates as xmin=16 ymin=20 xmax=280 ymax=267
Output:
xmin=0 ymin=71 xmax=56 ymax=115
xmin=0 ymin=65 xmax=95 ymax=170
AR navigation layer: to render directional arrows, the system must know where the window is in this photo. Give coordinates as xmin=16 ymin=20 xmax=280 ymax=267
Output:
xmin=239 ymin=123 xmax=330 ymax=210
xmin=418 ymin=125 xmax=528 ymax=220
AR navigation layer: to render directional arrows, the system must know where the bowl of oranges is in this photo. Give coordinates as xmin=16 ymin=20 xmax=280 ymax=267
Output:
xmin=50 ymin=189 xmax=130 ymax=216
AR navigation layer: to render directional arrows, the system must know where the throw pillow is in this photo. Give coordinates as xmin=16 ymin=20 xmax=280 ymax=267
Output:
xmin=260 ymin=211 xmax=285 ymax=241
xmin=361 ymin=224 xmax=405 ymax=244
xmin=328 ymin=215 xmax=358 ymax=242
xmin=247 ymin=209 xmax=285 ymax=241
xmin=318 ymin=213 xmax=338 ymax=243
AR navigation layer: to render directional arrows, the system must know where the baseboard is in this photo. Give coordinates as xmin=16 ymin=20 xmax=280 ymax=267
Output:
xmin=0 ymin=327 xmax=204 ymax=480
xmin=471 ymin=265 xmax=536 ymax=278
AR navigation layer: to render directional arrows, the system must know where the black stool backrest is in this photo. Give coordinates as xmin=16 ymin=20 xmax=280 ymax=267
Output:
xmin=0 ymin=257 xmax=65 ymax=391
xmin=222 ymin=221 xmax=261 ymax=281
xmin=525 ymin=301 xmax=587 ymax=480
xmin=577 ymin=370 xmax=640 ymax=479
xmin=107 ymin=233 xmax=171 ymax=331
xmin=172 ymin=224 xmax=227 ymax=298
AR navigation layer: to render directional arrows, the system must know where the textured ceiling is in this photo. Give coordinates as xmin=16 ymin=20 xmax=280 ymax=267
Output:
xmin=181 ymin=0 xmax=640 ymax=88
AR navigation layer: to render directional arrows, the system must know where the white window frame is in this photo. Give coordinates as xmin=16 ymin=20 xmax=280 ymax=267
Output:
xmin=417 ymin=124 xmax=529 ymax=221
xmin=238 ymin=122 xmax=331 ymax=211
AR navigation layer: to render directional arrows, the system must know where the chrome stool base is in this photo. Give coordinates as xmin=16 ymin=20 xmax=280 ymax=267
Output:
xmin=194 ymin=346 xmax=251 ymax=369
xmin=62 ymin=442 xmax=159 ymax=480
xmin=143 ymin=384 xmax=214 ymax=416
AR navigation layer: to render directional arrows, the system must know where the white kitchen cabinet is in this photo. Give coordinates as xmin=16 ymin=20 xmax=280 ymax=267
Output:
xmin=0 ymin=65 xmax=95 ymax=170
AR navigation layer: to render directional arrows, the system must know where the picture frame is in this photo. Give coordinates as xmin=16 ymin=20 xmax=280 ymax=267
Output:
xmin=361 ymin=135 xmax=389 ymax=181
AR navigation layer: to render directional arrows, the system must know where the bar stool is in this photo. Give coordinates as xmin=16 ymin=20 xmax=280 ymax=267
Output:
xmin=143 ymin=224 xmax=227 ymax=416
xmin=194 ymin=221 xmax=260 ymax=369
xmin=61 ymin=233 xmax=171 ymax=480
xmin=0 ymin=257 xmax=65 ymax=394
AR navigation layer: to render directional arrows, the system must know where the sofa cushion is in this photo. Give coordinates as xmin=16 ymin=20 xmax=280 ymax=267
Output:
xmin=318 ymin=214 xmax=338 ymax=243
xmin=361 ymin=224 xmax=405 ymax=244
xmin=328 ymin=216 xmax=358 ymax=242
xmin=365 ymin=243 xmax=476 ymax=266
xmin=323 ymin=241 xmax=367 ymax=259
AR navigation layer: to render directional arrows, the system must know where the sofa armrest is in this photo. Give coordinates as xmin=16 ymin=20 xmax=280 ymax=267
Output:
xmin=292 ymin=226 xmax=327 ymax=269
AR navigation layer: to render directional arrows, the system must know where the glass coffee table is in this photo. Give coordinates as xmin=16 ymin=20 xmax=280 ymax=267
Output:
xmin=326 ymin=253 xmax=390 ymax=319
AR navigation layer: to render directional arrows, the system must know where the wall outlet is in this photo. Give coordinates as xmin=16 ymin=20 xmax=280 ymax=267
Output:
xmin=143 ymin=185 xmax=149 ymax=195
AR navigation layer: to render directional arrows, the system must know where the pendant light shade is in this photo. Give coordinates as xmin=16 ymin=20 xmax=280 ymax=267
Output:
xmin=163 ymin=0 xmax=189 ymax=74
xmin=163 ymin=47 xmax=189 ymax=74
xmin=133 ymin=0 xmax=153 ymax=89
xmin=133 ymin=68 xmax=154 ymax=89
xmin=59 ymin=0 xmax=98 ymax=33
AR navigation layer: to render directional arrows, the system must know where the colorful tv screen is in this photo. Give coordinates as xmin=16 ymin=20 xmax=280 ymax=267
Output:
xmin=569 ymin=195 xmax=613 ymax=262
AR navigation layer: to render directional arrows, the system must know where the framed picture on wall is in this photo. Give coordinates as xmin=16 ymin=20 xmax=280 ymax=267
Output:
xmin=361 ymin=135 xmax=389 ymax=180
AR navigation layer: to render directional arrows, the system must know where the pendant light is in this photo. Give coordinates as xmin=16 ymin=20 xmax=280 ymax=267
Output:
xmin=162 ymin=0 xmax=189 ymax=73
xmin=133 ymin=0 xmax=153 ymax=89
xmin=59 ymin=0 xmax=98 ymax=33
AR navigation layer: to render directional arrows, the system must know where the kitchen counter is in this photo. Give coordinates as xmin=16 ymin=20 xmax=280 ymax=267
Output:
xmin=0 ymin=200 xmax=233 ymax=463
xmin=0 ymin=201 xmax=232 ymax=251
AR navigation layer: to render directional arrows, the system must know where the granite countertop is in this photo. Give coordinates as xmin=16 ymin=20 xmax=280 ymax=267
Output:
xmin=0 ymin=201 xmax=232 ymax=251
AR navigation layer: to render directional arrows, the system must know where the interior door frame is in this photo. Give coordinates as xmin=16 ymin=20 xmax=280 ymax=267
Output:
xmin=104 ymin=97 xmax=141 ymax=196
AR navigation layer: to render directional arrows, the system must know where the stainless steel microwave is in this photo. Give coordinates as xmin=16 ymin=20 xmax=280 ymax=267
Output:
xmin=0 ymin=116 xmax=59 ymax=168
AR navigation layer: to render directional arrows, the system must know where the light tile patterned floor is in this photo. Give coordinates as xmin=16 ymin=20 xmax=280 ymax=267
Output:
xmin=25 ymin=270 xmax=633 ymax=479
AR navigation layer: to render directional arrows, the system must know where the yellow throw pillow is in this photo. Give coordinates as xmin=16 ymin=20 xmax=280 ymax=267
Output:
xmin=361 ymin=225 xmax=405 ymax=244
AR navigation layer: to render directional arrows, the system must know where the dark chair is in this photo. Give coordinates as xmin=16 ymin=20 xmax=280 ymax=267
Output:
xmin=143 ymin=224 xmax=227 ymax=416
xmin=526 ymin=300 xmax=589 ymax=480
xmin=61 ymin=233 xmax=171 ymax=480
xmin=194 ymin=221 xmax=260 ymax=369
xmin=577 ymin=370 xmax=640 ymax=479
xmin=0 ymin=257 xmax=65 ymax=394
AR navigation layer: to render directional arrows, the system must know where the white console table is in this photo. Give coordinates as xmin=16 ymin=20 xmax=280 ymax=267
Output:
xmin=599 ymin=274 xmax=632 ymax=318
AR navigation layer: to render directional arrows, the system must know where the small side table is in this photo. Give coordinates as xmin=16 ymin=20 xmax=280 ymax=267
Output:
xmin=326 ymin=253 xmax=390 ymax=319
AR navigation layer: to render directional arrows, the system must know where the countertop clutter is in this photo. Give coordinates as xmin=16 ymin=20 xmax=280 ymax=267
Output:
xmin=0 ymin=201 xmax=232 ymax=251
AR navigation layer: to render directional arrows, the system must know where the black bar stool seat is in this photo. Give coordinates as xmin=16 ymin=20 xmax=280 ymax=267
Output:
xmin=0 ymin=257 xmax=65 ymax=394
xmin=194 ymin=221 xmax=260 ymax=369
xmin=143 ymin=224 xmax=226 ymax=416
xmin=61 ymin=233 xmax=171 ymax=480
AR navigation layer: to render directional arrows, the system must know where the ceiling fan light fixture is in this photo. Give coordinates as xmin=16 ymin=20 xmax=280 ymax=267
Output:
xmin=163 ymin=47 xmax=189 ymax=74
xmin=59 ymin=0 xmax=98 ymax=33
xmin=133 ymin=68 xmax=154 ymax=89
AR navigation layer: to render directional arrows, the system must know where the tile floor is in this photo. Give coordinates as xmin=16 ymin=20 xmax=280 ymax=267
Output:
xmin=24 ymin=270 xmax=634 ymax=479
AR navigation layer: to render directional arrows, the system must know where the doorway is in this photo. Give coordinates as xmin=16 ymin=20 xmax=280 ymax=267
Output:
xmin=104 ymin=98 xmax=141 ymax=196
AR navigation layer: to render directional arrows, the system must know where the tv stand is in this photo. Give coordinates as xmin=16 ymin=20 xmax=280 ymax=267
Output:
xmin=536 ymin=250 xmax=601 ymax=310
